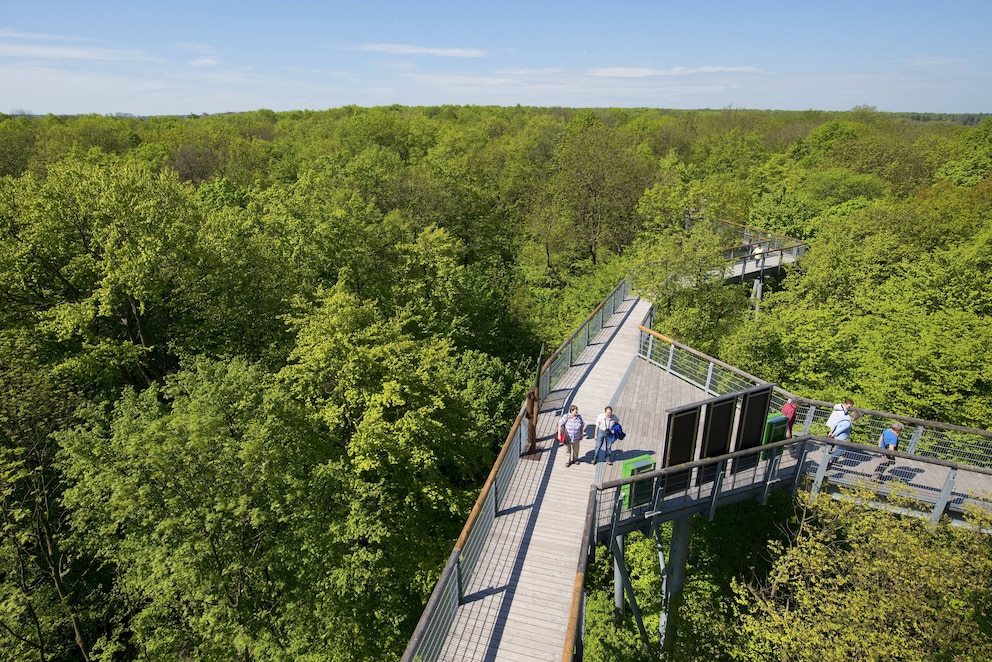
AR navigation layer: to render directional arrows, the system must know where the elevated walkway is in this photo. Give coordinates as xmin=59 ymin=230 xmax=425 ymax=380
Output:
xmin=432 ymin=293 xmax=660 ymax=661
xmin=404 ymin=273 xmax=992 ymax=662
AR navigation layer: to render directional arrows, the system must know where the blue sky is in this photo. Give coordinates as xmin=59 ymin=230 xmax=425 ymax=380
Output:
xmin=2 ymin=1 xmax=990 ymax=116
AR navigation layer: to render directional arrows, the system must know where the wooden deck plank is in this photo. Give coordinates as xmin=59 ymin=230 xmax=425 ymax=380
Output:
xmin=438 ymin=295 xmax=710 ymax=661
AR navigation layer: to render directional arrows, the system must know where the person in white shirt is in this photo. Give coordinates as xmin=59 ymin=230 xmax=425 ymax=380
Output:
xmin=825 ymin=397 xmax=854 ymax=432
xmin=593 ymin=406 xmax=619 ymax=466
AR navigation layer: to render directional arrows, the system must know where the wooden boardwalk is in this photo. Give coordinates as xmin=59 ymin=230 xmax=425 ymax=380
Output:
xmin=438 ymin=295 xmax=706 ymax=661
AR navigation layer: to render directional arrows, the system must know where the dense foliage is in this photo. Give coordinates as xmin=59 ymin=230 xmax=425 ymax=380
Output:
xmin=0 ymin=105 xmax=989 ymax=660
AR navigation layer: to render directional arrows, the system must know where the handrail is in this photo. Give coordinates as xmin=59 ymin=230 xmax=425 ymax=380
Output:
xmin=403 ymin=279 xmax=636 ymax=662
xmin=454 ymin=409 xmax=524 ymax=550
xmin=559 ymin=432 xmax=992 ymax=659
xmin=540 ymin=279 xmax=629 ymax=375
xmin=539 ymin=280 xmax=632 ymax=400
xmin=562 ymin=488 xmax=599 ymax=662
xmin=715 ymin=218 xmax=803 ymax=242
xmin=639 ymin=326 xmax=768 ymax=386
xmin=400 ymin=407 xmax=526 ymax=662
xmin=597 ymin=435 xmax=992 ymax=492
xmin=638 ymin=314 xmax=992 ymax=467
xmin=794 ymin=397 xmax=992 ymax=441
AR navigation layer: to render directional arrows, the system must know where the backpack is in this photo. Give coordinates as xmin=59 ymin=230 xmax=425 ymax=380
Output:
xmin=825 ymin=405 xmax=845 ymax=432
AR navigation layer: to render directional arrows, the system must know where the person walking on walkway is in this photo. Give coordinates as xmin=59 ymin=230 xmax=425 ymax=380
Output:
xmin=825 ymin=397 xmax=855 ymax=433
xmin=559 ymin=405 xmax=585 ymax=467
xmin=879 ymin=421 xmax=904 ymax=452
xmin=781 ymin=398 xmax=797 ymax=438
xmin=874 ymin=421 xmax=904 ymax=478
xmin=593 ymin=406 xmax=619 ymax=466
xmin=827 ymin=409 xmax=860 ymax=463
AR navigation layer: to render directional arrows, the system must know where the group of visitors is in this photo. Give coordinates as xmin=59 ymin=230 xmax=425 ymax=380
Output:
xmin=557 ymin=396 xmax=907 ymax=475
xmin=558 ymin=405 xmax=625 ymax=468
xmin=782 ymin=396 xmax=906 ymax=473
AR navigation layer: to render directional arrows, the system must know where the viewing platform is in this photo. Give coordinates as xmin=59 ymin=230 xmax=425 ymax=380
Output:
xmin=403 ymin=260 xmax=992 ymax=662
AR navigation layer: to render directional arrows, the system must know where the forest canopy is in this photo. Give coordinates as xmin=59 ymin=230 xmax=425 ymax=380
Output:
xmin=0 ymin=106 xmax=990 ymax=661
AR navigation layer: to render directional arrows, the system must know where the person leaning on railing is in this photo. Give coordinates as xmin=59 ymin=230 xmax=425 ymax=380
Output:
xmin=873 ymin=421 xmax=904 ymax=478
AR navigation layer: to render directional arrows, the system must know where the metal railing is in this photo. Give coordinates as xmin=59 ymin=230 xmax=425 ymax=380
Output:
xmin=562 ymin=434 xmax=992 ymax=660
xmin=539 ymin=280 xmax=632 ymax=399
xmin=403 ymin=279 xmax=637 ymax=662
xmin=638 ymin=323 xmax=992 ymax=469
xmin=589 ymin=437 xmax=992 ymax=540
xmin=717 ymin=219 xmax=807 ymax=259
xmin=400 ymin=410 xmax=527 ymax=662
xmin=717 ymin=219 xmax=807 ymax=283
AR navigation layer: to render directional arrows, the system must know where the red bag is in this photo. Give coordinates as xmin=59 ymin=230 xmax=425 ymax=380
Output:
xmin=558 ymin=428 xmax=567 ymax=444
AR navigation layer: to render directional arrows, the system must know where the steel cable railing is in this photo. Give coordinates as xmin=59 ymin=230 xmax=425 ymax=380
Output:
xmin=637 ymin=314 xmax=992 ymax=469
xmin=539 ymin=280 xmax=632 ymax=398
xmin=402 ymin=280 xmax=637 ymax=662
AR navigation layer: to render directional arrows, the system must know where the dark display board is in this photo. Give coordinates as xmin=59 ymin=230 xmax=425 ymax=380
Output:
xmin=699 ymin=396 xmax=737 ymax=484
xmin=665 ymin=407 xmax=700 ymax=492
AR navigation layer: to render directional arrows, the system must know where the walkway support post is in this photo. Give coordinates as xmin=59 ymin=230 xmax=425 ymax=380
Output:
xmin=609 ymin=533 xmax=654 ymax=661
xmin=614 ymin=535 xmax=624 ymax=620
xmin=659 ymin=516 xmax=692 ymax=651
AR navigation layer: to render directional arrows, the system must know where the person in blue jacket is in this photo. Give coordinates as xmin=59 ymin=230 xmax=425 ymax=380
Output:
xmin=593 ymin=406 xmax=619 ymax=466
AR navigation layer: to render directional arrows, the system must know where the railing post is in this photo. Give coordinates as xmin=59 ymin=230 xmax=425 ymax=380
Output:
xmin=708 ymin=460 xmax=725 ymax=520
xmin=930 ymin=468 xmax=957 ymax=526
xmin=455 ymin=556 xmax=465 ymax=603
xmin=705 ymin=363 xmax=715 ymax=394
xmin=907 ymin=425 xmax=924 ymax=455
xmin=666 ymin=343 xmax=675 ymax=372
xmin=761 ymin=448 xmax=782 ymax=504
xmin=800 ymin=405 xmax=817 ymax=435
xmin=790 ymin=441 xmax=810 ymax=494
xmin=810 ymin=450 xmax=830 ymax=498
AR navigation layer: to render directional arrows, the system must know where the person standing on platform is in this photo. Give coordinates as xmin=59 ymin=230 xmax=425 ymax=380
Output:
xmin=825 ymin=397 xmax=855 ymax=433
xmin=593 ymin=406 xmax=619 ymax=466
xmin=559 ymin=405 xmax=585 ymax=467
xmin=827 ymin=409 xmax=859 ymax=463
xmin=781 ymin=398 xmax=798 ymax=438
xmin=874 ymin=421 xmax=904 ymax=477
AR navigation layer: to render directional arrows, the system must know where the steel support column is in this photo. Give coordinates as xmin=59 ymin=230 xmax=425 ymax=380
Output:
xmin=613 ymin=535 xmax=624 ymax=619
xmin=656 ymin=516 xmax=692 ymax=650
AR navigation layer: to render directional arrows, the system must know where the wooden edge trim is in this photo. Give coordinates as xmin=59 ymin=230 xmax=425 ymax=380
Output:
xmin=637 ymin=326 xmax=768 ymax=385
xmin=455 ymin=408 xmax=525 ymax=551
xmin=561 ymin=572 xmax=586 ymax=662
xmin=562 ymin=486 xmax=598 ymax=662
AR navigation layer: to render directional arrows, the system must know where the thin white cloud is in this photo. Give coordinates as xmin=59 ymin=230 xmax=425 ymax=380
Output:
xmin=177 ymin=42 xmax=215 ymax=54
xmin=189 ymin=57 xmax=220 ymax=67
xmin=906 ymin=56 xmax=965 ymax=67
xmin=494 ymin=67 xmax=566 ymax=76
xmin=588 ymin=65 xmax=761 ymax=78
xmin=0 ymin=28 xmax=91 ymax=41
xmin=0 ymin=42 xmax=155 ymax=62
xmin=357 ymin=43 xmax=487 ymax=57
xmin=0 ymin=29 xmax=47 ymax=40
